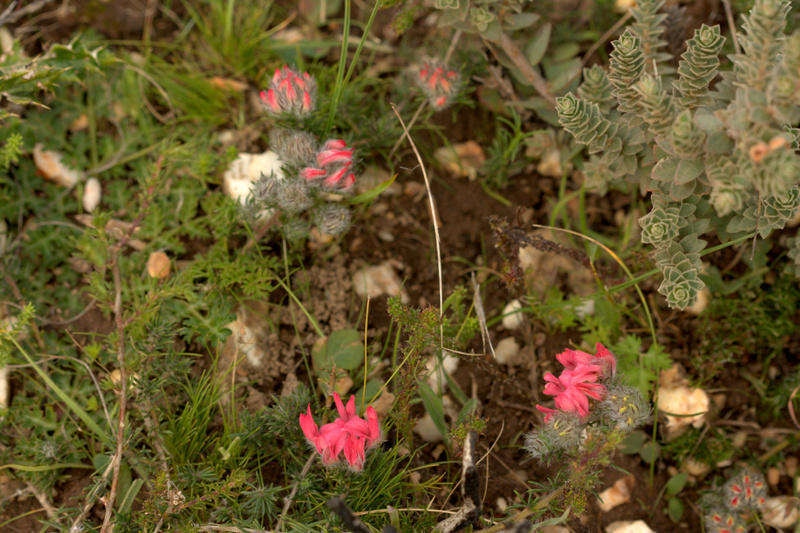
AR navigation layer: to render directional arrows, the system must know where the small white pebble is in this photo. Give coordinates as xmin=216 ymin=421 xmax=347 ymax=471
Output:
xmin=494 ymin=337 xmax=520 ymax=365
xmin=501 ymin=299 xmax=524 ymax=330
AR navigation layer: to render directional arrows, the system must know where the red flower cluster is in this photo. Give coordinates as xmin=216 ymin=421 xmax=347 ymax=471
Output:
xmin=300 ymin=139 xmax=356 ymax=191
xmin=725 ymin=470 xmax=766 ymax=510
xmin=260 ymin=65 xmax=316 ymax=116
xmin=415 ymin=59 xmax=460 ymax=110
xmin=299 ymin=393 xmax=380 ymax=471
xmin=536 ymin=343 xmax=616 ymax=422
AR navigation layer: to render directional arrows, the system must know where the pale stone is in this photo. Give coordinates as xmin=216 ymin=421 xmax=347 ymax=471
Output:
xmin=786 ymin=456 xmax=798 ymax=477
xmin=496 ymin=497 xmax=507 ymax=512
xmin=537 ymin=149 xmax=563 ymax=177
xmin=614 ymin=0 xmax=636 ymax=11
xmin=352 ymin=261 xmax=409 ymax=303
xmin=768 ymin=467 xmax=782 ymax=487
xmin=657 ymin=367 xmax=710 ymax=439
xmin=761 ymin=496 xmax=800 ymax=529
xmin=414 ymin=413 xmax=443 ymax=442
xmin=494 ymin=337 xmax=521 ymax=365
xmin=501 ymin=299 xmax=524 ymax=330
xmin=657 ymin=386 xmax=709 ymax=435
xmin=33 ymin=144 xmax=82 ymax=188
xmin=433 ymin=141 xmax=485 ymax=180
xmin=605 ymin=520 xmax=655 ymax=533
xmin=147 ymin=251 xmax=171 ymax=279
xmin=426 ymin=353 xmax=459 ymax=393
xmin=221 ymin=150 xmax=285 ymax=205
xmin=597 ymin=476 xmax=634 ymax=513
xmin=371 ymin=391 xmax=395 ymax=418
xmin=0 ymin=366 xmax=8 ymax=409
xmin=225 ymin=315 xmax=264 ymax=367
xmin=540 ymin=527 xmax=571 ymax=533
xmin=685 ymin=286 xmax=710 ymax=315
xmin=334 ymin=374 xmax=353 ymax=396
xmin=82 ymin=177 xmax=101 ymax=212
xmin=683 ymin=458 xmax=711 ymax=478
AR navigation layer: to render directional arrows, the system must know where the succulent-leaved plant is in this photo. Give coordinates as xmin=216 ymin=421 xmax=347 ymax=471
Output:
xmin=557 ymin=0 xmax=800 ymax=309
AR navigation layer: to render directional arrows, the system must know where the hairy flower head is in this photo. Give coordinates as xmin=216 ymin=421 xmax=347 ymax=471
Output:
xmin=260 ymin=65 xmax=317 ymax=116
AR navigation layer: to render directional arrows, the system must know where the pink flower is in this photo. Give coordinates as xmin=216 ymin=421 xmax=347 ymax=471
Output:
xmin=536 ymin=404 xmax=558 ymax=423
xmin=298 ymin=393 xmax=380 ymax=471
xmin=542 ymin=366 xmax=606 ymax=417
xmin=593 ymin=343 xmax=616 ymax=377
xmin=260 ymin=66 xmax=317 ymax=116
xmin=300 ymin=139 xmax=356 ymax=191
xmin=554 ymin=343 xmax=616 ymax=379
xmin=414 ymin=59 xmax=460 ymax=110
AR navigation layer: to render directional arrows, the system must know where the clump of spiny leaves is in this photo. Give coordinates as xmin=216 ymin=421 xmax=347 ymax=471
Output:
xmin=556 ymin=0 xmax=800 ymax=309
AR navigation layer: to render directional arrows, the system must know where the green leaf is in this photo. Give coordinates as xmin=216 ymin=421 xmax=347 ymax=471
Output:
xmin=325 ymin=329 xmax=364 ymax=370
xmin=418 ymin=381 xmax=448 ymax=441
xmin=665 ymin=472 xmax=688 ymax=496
xmin=547 ymin=58 xmax=582 ymax=93
xmin=639 ymin=441 xmax=661 ymax=464
xmin=620 ymin=430 xmax=647 ymax=454
xmin=652 ymin=157 xmax=703 ymax=185
xmin=667 ymin=497 xmax=684 ymax=522
xmin=349 ymin=174 xmax=397 ymax=205
xmin=525 ymin=23 xmax=551 ymax=66
xmin=550 ymin=42 xmax=580 ymax=62
xmin=505 ymin=12 xmax=540 ymax=30
xmin=119 ymin=478 xmax=145 ymax=515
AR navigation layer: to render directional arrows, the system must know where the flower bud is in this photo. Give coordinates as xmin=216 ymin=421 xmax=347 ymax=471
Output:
xmin=414 ymin=59 xmax=461 ymax=110
xmin=260 ymin=66 xmax=317 ymax=116
xmin=313 ymin=203 xmax=351 ymax=236
xmin=301 ymin=139 xmax=356 ymax=192
xmin=269 ymin=128 xmax=317 ymax=166
xmin=598 ymin=383 xmax=651 ymax=432
xmin=276 ymin=178 xmax=312 ymax=214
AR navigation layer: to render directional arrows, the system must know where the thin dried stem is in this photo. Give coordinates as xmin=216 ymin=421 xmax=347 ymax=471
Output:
xmin=276 ymin=453 xmax=315 ymax=531
xmin=391 ymin=104 xmax=444 ymax=353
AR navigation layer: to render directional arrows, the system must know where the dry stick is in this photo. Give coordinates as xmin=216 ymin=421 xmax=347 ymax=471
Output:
xmin=100 ymin=258 xmax=127 ymax=533
xmin=275 ymin=453 xmax=315 ymax=531
xmin=721 ymin=0 xmax=741 ymax=55
xmin=24 ymin=481 xmax=58 ymax=522
xmin=489 ymin=32 xmax=555 ymax=105
xmin=391 ymin=104 xmax=444 ymax=352
xmin=471 ymin=272 xmax=495 ymax=359
xmin=69 ymin=460 xmax=116 ymax=532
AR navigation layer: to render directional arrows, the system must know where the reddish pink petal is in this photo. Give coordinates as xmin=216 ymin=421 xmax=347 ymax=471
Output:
xmin=333 ymin=392 xmax=347 ymax=418
xmin=341 ymin=172 xmax=355 ymax=190
xmin=299 ymin=406 xmax=325 ymax=454
xmin=365 ymin=406 xmax=380 ymax=444
xmin=324 ymin=139 xmax=347 ymax=150
xmin=272 ymin=68 xmax=282 ymax=84
xmin=300 ymin=167 xmax=326 ymax=181
xmin=266 ymin=89 xmax=279 ymax=111
xmin=594 ymin=343 xmax=616 ymax=377
xmin=302 ymin=91 xmax=312 ymax=111
xmin=317 ymin=149 xmax=353 ymax=167
xmin=324 ymin=166 xmax=350 ymax=188
xmin=536 ymin=405 xmax=557 ymax=423
xmin=345 ymin=395 xmax=357 ymax=418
